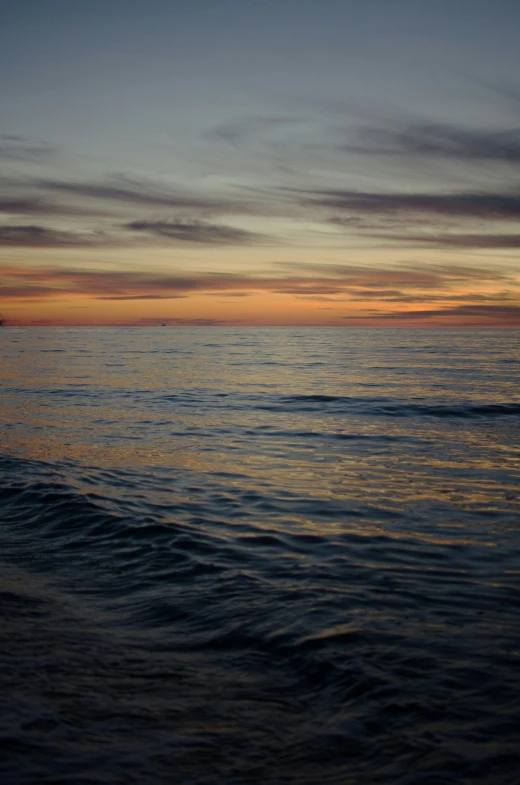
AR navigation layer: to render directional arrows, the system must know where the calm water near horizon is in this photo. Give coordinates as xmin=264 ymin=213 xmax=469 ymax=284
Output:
xmin=1 ymin=327 xmax=519 ymax=784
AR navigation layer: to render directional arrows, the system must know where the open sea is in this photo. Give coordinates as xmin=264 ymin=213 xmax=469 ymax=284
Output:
xmin=1 ymin=326 xmax=519 ymax=785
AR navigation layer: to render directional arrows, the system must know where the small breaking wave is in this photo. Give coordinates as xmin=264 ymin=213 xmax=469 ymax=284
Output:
xmin=264 ymin=394 xmax=520 ymax=418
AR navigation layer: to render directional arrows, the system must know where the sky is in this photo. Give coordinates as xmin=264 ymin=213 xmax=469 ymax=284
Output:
xmin=1 ymin=0 xmax=520 ymax=326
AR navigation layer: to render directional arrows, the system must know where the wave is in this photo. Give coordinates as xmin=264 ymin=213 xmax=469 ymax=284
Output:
xmin=1 ymin=454 xmax=518 ymax=628
xmin=265 ymin=395 xmax=520 ymax=418
xmin=1 ymin=453 xmax=520 ymax=784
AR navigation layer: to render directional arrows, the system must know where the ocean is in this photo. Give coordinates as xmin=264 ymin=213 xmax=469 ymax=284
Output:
xmin=1 ymin=327 xmax=519 ymax=785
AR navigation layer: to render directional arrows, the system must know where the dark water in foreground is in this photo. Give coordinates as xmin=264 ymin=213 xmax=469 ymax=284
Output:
xmin=1 ymin=327 xmax=519 ymax=785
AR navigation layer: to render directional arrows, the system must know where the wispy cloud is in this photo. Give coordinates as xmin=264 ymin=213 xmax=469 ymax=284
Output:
xmin=0 ymin=284 xmax=73 ymax=298
xmin=1 ymin=262 xmax=517 ymax=311
xmin=301 ymin=189 xmax=520 ymax=222
xmin=296 ymin=185 xmax=520 ymax=249
xmin=0 ymin=225 xmax=109 ymax=247
xmin=208 ymin=116 xmax=301 ymax=148
xmin=97 ymin=294 xmax=187 ymax=300
xmin=0 ymin=216 xmax=268 ymax=249
xmin=341 ymin=122 xmax=520 ymax=164
xmin=378 ymin=232 xmax=520 ymax=248
xmin=125 ymin=219 xmax=268 ymax=245
xmin=0 ymin=199 xmax=50 ymax=215
xmin=0 ymin=135 xmax=56 ymax=162
xmin=37 ymin=176 xmax=241 ymax=214
xmin=137 ymin=317 xmax=237 ymax=326
xmin=349 ymin=304 xmax=520 ymax=323
xmin=0 ymin=197 xmax=108 ymax=217
xmin=276 ymin=261 xmax=508 ymax=286
xmin=203 ymin=110 xmax=520 ymax=252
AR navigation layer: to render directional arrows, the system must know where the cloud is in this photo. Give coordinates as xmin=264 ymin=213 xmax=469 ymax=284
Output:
xmin=0 ymin=135 xmax=56 ymax=162
xmin=340 ymin=288 xmax=411 ymax=299
xmin=378 ymin=233 xmax=520 ymax=248
xmin=0 ymin=199 xmax=50 ymax=215
xmin=276 ymin=261 xmax=508 ymax=286
xmin=348 ymin=304 xmax=520 ymax=323
xmin=37 ymin=176 xmax=240 ymax=214
xmin=0 ymin=224 xmax=109 ymax=247
xmin=208 ymin=116 xmax=300 ymax=147
xmin=0 ymin=197 xmax=108 ymax=217
xmin=346 ymin=290 xmax=518 ymax=304
xmin=342 ymin=122 xmax=520 ymax=164
xmin=275 ymin=286 xmax=345 ymax=295
xmin=0 ymin=284 xmax=73 ymax=298
xmin=0 ymin=215 xmax=267 ymax=250
xmin=205 ymin=111 xmax=520 ymax=197
xmin=297 ymin=185 xmax=520 ymax=249
xmin=96 ymin=294 xmax=187 ymax=300
xmin=302 ymin=188 xmax=520 ymax=222
xmin=203 ymin=291 xmax=251 ymax=297
xmin=1 ymin=261 xmax=517 ymax=306
xmin=207 ymin=116 xmax=306 ymax=176
xmin=0 ymin=266 xmax=261 ymax=300
xmin=125 ymin=219 xmax=268 ymax=245
xmin=136 ymin=317 xmax=235 ymax=326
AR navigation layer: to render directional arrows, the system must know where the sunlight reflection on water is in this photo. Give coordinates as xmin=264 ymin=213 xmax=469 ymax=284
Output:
xmin=1 ymin=327 xmax=519 ymax=784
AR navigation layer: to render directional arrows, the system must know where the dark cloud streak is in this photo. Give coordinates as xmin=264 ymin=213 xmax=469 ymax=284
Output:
xmin=2 ymin=263 xmax=517 ymax=310
xmin=378 ymin=232 xmax=520 ymax=248
xmin=349 ymin=304 xmax=520 ymax=322
xmin=0 ymin=135 xmax=56 ymax=162
xmin=0 ymin=225 xmax=108 ymax=247
xmin=303 ymin=189 xmax=520 ymax=221
xmin=38 ymin=177 xmax=241 ymax=214
xmin=342 ymin=122 xmax=520 ymax=164
xmin=0 ymin=198 xmax=108 ymax=217
xmin=125 ymin=219 xmax=268 ymax=245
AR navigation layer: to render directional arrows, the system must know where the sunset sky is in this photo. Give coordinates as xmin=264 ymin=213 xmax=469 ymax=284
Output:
xmin=2 ymin=0 xmax=520 ymax=326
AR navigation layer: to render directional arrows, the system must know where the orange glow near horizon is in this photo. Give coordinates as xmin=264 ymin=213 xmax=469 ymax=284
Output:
xmin=2 ymin=5 xmax=520 ymax=329
xmin=4 ymin=292 xmax=520 ymax=328
xmin=2 ymin=256 xmax=520 ymax=327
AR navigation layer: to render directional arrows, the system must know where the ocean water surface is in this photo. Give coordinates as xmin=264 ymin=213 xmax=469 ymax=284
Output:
xmin=1 ymin=327 xmax=519 ymax=784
